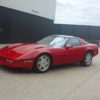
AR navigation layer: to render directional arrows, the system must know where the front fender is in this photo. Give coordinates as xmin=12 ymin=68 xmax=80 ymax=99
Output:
xmin=16 ymin=49 xmax=52 ymax=60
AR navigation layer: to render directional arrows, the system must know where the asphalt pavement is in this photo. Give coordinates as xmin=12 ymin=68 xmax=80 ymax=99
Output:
xmin=0 ymin=44 xmax=100 ymax=100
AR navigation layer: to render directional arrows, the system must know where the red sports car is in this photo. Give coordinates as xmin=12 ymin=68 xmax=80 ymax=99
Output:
xmin=0 ymin=35 xmax=98 ymax=72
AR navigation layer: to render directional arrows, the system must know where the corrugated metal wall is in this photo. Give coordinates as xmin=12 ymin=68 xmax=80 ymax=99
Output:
xmin=0 ymin=6 xmax=100 ymax=44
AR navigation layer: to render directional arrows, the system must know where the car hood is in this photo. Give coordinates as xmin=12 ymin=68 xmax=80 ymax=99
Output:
xmin=0 ymin=43 xmax=48 ymax=60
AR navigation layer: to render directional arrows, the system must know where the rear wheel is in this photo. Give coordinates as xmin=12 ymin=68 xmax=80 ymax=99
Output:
xmin=33 ymin=54 xmax=51 ymax=73
xmin=80 ymin=52 xmax=92 ymax=66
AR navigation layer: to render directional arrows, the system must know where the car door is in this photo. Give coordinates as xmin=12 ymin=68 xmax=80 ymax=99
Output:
xmin=60 ymin=38 xmax=83 ymax=64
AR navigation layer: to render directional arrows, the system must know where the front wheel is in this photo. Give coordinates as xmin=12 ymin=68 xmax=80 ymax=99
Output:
xmin=80 ymin=52 xmax=93 ymax=66
xmin=33 ymin=54 xmax=51 ymax=73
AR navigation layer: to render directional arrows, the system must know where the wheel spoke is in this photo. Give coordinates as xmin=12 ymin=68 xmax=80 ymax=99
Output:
xmin=37 ymin=55 xmax=50 ymax=72
xmin=85 ymin=53 xmax=92 ymax=65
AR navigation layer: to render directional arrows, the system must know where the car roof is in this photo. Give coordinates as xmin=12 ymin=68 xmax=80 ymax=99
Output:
xmin=51 ymin=35 xmax=77 ymax=38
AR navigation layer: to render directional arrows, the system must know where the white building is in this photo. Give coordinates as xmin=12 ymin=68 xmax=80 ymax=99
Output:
xmin=0 ymin=0 xmax=56 ymax=20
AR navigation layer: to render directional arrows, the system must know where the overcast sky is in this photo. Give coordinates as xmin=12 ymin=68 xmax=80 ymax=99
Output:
xmin=55 ymin=0 xmax=100 ymax=26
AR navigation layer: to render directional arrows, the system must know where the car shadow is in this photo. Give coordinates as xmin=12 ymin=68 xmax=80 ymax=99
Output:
xmin=0 ymin=63 xmax=82 ymax=74
xmin=0 ymin=65 xmax=33 ymax=74
xmin=50 ymin=63 xmax=81 ymax=71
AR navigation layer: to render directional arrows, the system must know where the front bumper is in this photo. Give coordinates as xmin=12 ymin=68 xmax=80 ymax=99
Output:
xmin=0 ymin=56 xmax=33 ymax=69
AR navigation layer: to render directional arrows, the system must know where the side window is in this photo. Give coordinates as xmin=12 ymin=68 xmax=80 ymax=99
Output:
xmin=67 ymin=38 xmax=80 ymax=46
xmin=82 ymin=39 xmax=89 ymax=45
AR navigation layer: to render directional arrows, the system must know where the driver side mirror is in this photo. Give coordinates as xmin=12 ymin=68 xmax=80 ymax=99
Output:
xmin=66 ymin=44 xmax=73 ymax=49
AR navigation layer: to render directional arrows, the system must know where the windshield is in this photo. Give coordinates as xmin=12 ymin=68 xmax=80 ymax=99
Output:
xmin=37 ymin=36 xmax=68 ymax=47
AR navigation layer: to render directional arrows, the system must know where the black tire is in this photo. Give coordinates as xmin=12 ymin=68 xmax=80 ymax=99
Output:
xmin=80 ymin=52 xmax=92 ymax=66
xmin=33 ymin=54 xmax=51 ymax=73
